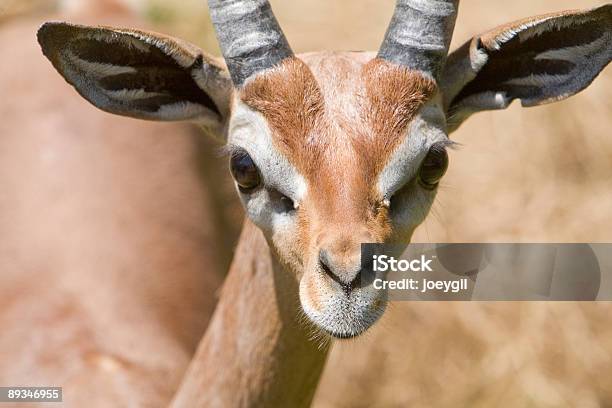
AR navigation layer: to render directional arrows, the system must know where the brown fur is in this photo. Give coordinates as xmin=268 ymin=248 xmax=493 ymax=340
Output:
xmin=241 ymin=55 xmax=435 ymax=264
xmin=170 ymin=54 xmax=437 ymax=406
xmin=171 ymin=220 xmax=328 ymax=408
xmin=360 ymin=58 xmax=437 ymax=174
xmin=0 ymin=6 xmax=232 ymax=407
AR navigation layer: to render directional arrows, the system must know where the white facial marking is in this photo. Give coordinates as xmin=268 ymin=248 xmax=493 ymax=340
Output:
xmin=377 ymin=101 xmax=448 ymax=199
xmin=375 ymin=100 xmax=449 ymax=231
xmin=228 ymin=100 xmax=307 ymax=231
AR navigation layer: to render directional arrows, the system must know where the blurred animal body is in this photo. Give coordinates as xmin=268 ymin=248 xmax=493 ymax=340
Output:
xmin=0 ymin=0 xmax=230 ymax=406
xmin=35 ymin=0 xmax=611 ymax=406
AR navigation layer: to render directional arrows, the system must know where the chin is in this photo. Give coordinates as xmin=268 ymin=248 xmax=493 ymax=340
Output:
xmin=299 ymin=282 xmax=388 ymax=339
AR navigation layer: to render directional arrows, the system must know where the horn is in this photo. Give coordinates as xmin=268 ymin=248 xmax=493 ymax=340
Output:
xmin=377 ymin=0 xmax=459 ymax=79
xmin=208 ymin=0 xmax=293 ymax=86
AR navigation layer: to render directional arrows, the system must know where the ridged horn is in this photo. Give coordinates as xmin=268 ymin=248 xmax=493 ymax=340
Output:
xmin=378 ymin=0 xmax=459 ymax=79
xmin=208 ymin=0 xmax=294 ymax=86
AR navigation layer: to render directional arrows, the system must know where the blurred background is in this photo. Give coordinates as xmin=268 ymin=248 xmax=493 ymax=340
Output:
xmin=1 ymin=0 xmax=611 ymax=406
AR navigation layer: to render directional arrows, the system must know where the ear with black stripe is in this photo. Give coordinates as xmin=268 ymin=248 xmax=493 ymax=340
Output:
xmin=37 ymin=22 xmax=232 ymax=138
xmin=441 ymin=5 xmax=611 ymax=133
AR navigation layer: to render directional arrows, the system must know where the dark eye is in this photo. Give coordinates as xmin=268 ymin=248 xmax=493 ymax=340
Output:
xmin=418 ymin=142 xmax=449 ymax=189
xmin=230 ymin=149 xmax=262 ymax=192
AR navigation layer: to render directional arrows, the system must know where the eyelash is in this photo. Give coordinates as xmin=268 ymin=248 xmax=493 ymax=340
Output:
xmin=222 ymin=143 xmax=246 ymax=159
xmin=388 ymin=140 xmax=456 ymax=205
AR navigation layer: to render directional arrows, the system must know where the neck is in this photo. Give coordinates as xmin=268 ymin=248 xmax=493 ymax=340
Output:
xmin=171 ymin=220 xmax=330 ymax=407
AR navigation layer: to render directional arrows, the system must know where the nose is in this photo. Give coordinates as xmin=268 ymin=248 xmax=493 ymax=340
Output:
xmin=319 ymin=249 xmax=363 ymax=295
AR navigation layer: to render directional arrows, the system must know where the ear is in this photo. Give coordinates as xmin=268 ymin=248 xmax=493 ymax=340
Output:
xmin=441 ymin=5 xmax=611 ymax=132
xmin=37 ymin=22 xmax=233 ymax=138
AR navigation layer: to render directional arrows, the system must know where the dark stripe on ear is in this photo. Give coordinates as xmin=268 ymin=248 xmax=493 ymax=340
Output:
xmin=452 ymin=16 xmax=608 ymax=108
xmin=453 ymin=57 xmax=576 ymax=104
xmin=38 ymin=22 xmax=232 ymax=125
xmin=443 ymin=5 xmax=611 ymax=131
xmin=451 ymin=31 xmax=599 ymax=108
xmin=98 ymin=62 xmax=220 ymax=115
xmin=499 ymin=24 xmax=604 ymax=56
xmin=72 ymin=38 xmax=168 ymax=67
xmin=69 ymin=38 xmax=220 ymax=115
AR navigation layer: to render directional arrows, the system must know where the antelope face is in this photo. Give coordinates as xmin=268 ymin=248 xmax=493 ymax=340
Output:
xmin=229 ymin=54 xmax=450 ymax=337
xmin=38 ymin=0 xmax=611 ymax=339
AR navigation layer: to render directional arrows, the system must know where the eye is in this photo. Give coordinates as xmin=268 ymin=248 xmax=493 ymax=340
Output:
xmin=418 ymin=141 xmax=449 ymax=189
xmin=230 ymin=149 xmax=262 ymax=192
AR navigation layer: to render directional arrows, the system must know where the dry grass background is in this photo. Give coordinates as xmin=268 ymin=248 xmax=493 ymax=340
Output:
xmin=2 ymin=0 xmax=611 ymax=406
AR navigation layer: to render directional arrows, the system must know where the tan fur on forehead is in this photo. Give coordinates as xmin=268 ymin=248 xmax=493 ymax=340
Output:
xmin=241 ymin=57 xmax=325 ymax=176
xmin=240 ymin=55 xmax=435 ymax=178
xmin=359 ymin=58 xmax=436 ymax=173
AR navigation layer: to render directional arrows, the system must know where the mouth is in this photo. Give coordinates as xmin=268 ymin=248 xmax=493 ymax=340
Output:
xmin=299 ymin=277 xmax=388 ymax=339
xmin=322 ymin=329 xmax=362 ymax=339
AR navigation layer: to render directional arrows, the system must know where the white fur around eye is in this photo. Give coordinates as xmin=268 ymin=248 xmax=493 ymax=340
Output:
xmin=228 ymin=101 xmax=307 ymax=230
xmin=376 ymin=104 xmax=449 ymax=232
xmin=377 ymin=104 xmax=448 ymax=199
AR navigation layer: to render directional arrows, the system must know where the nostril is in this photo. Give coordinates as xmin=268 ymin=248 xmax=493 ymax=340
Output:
xmin=319 ymin=250 xmax=363 ymax=296
xmin=319 ymin=250 xmax=341 ymax=285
